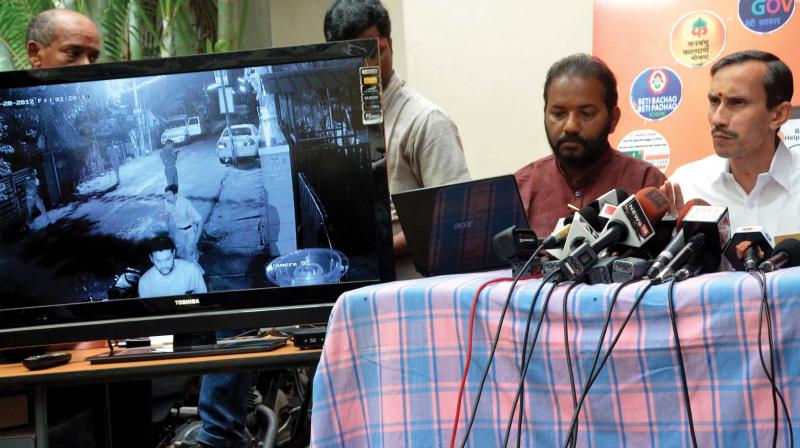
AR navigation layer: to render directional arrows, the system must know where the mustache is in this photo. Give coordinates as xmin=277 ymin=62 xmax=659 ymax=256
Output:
xmin=555 ymin=134 xmax=589 ymax=148
xmin=711 ymin=127 xmax=738 ymax=139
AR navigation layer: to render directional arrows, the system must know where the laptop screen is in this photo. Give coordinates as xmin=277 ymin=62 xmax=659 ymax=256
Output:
xmin=393 ymin=175 xmax=529 ymax=276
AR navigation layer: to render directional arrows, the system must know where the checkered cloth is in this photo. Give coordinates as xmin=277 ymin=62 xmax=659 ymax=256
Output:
xmin=312 ymin=267 xmax=800 ymax=447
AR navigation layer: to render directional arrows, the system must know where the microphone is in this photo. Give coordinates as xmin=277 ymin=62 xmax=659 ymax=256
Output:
xmin=723 ymin=226 xmax=774 ymax=271
xmin=587 ymin=256 xmax=618 ymax=284
xmin=646 ymin=198 xmax=711 ymax=278
xmin=559 ymin=187 xmax=669 ymax=281
xmin=546 ymin=208 xmax=600 ymax=260
xmin=758 ymin=238 xmax=800 ymax=272
xmin=653 ymin=204 xmax=731 ymax=282
xmin=675 ymin=198 xmax=711 ymax=228
xmin=544 ymin=207 xmax=599 ymax=248
xmin=674 ymin=245 xmax=722 ymax=282
xmin=612 ymin=256 xmax=651 ymax=282
xmin=492 ymin=226 xmax=540 ymax=277
xmin=654 ymin=232 xmax=705 ymax=283
xmin=647 ymin=228 xmax=685 ymax=278
xmin=673 ymin=256 xmax=702 ymax=282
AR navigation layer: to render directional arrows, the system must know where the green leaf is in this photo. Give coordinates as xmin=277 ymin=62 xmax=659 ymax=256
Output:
xmin=100 ymin=0 xmax=132 ymax=61
xmin=0 ymin=0 xmax=55 ymax=70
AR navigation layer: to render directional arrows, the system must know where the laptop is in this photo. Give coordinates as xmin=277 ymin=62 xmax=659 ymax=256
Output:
xmin=392 ymin=175 xmax=530 ymax=276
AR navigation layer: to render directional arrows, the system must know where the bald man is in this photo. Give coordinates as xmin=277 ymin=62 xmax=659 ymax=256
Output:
xmin=26 ymin=8 xmax=101 ymax=68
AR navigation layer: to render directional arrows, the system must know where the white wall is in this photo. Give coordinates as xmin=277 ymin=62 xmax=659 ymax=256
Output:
xmin=264 ymin=0 xmax=594 ymax=179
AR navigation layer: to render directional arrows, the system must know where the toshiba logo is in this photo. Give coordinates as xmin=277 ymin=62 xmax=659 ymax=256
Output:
xmin=175 ymin=298 xmax=200 ymax=306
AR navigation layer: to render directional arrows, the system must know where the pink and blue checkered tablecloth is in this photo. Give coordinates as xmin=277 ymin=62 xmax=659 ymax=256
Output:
xmin=311 ymin=267 xmax=800 ymax=447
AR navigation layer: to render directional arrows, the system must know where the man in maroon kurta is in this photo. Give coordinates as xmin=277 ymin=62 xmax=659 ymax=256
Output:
xmin=515 ymin=54 xmax=666 ymax=237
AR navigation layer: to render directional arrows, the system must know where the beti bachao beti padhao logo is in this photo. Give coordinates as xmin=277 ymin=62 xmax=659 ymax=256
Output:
xmin=670 ymin=10 xmax=726 ymax=68
xmin=739 ymin=0 xmax=795 ymax=34
xmin=630 ymin=67 xmax=682 ymax=121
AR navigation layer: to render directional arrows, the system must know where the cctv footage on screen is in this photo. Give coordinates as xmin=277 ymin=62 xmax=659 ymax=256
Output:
xmin=0 ymin=58 xmax=385 ymax=308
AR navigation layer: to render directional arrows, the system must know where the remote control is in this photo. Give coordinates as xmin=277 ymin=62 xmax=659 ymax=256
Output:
xmin=22 ymin=352 xmax=72 ymax=370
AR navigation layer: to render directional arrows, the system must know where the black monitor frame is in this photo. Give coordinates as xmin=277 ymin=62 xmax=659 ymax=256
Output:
xmin=0 ymin=39 xmax=393 ymax=349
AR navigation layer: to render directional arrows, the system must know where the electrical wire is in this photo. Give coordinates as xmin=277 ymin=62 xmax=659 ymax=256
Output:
xmin=514 ymin=274 xmax=569 ymax=447
xmin=503 ymin=278 xmax=564 ymax=447
xmin=449 ymin=275 xmax=520 ymax=448
xmin=667 ymin=277 xmax=698 ymax=448
xmin=455 ymin=245 xmax=548 ymax=448
xmin=560 ymin=281 xmax=583 ymax=448
xmin=751 ymin=270 xmax=793 ymax=448
xmin=563 ymin=280 xmax=653 ymax=447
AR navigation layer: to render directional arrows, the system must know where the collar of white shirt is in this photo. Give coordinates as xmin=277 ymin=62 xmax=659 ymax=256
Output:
xmin=711 ymin=140 xmax=792 ymax=192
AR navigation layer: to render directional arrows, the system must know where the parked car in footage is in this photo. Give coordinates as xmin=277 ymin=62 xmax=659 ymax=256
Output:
xmin=216 ymin=124 xmax=260 ymax=164
xmin=160 ymin=114 xmax=202 ymax=145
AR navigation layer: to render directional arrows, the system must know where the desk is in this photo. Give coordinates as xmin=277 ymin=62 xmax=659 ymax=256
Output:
xmin=311 ymin=268 xmax=800 ymax=447
xmin=0 ymin=342 xmax=320 ymax=447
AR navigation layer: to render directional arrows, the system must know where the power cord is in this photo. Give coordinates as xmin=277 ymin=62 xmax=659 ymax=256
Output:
xmin=454 ymin=244 xmax=548 ymax=448
xmin=503 ymin=278 xmax=564 ymax=447
xmin=450 ymin=275 xmax=520 ymax=448
xmin=666 ymin=277 xmax=698 ymax=448
xmin=751 ymin=270 xmax=793 ymax=448
xmin=560 ymin=282 xmax=583 ymax=448
xmin=563 ymin=280 xmax=653 ymax=447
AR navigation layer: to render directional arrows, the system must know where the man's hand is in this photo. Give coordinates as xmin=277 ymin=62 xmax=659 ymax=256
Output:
xmin=393 ymin=230 xmax=409 ymax=256
xmin=659 ymin=180 xmax=684 ymax=215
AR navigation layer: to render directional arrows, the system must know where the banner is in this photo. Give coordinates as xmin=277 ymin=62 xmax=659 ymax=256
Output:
xmin=594 ymin=0 xmax=800 ymax=175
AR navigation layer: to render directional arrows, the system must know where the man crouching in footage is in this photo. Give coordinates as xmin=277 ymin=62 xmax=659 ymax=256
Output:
xmin=138 ymin=235 xmax=206 ymax=298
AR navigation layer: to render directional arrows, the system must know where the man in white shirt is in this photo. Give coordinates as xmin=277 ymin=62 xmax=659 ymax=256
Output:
xmin=164 ymin=184 xmax=203 ymax=263
xmin=324 ymin=0 xmax=471 ymax=277
xmin=666 ymin=50 xmax=796 ymax=238
xmin=138 ymin=235 xmax=206 ymax=298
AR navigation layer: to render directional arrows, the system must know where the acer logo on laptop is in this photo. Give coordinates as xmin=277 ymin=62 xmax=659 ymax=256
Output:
xmin=175 ymin=297 xmax=200 ymax=306
xmin=453 ymin=220 xmax=473 ymax=230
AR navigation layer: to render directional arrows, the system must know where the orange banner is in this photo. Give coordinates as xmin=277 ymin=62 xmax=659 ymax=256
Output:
xmin=593 ymin=0 xmax=800 ymax=175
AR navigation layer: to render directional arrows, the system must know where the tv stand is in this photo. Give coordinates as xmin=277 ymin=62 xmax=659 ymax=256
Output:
xmin=86 ymin=331 xmax=288 ymax=364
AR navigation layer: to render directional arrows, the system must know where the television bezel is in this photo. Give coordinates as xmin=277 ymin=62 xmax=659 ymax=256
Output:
xmin=0 ymin=39 xmax=394 ymax=349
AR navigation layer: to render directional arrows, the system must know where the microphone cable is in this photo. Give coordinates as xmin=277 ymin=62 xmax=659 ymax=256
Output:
xmin=456 ymin=244 xmax=551 ymax=448
xmin=750 ymin=269 xmax=793 ymax=448
xmin=450 ymin=274 xmax=527 ymax=448
xmin=561 ymin=281 xmax=583 ymax=448
xmin=563 ymin=280 xmax=654 ymax=448
xmin=503 ymin=277 xmax=565 ymax=447
xmin=666 ymin=276 xmax=698 ymax=448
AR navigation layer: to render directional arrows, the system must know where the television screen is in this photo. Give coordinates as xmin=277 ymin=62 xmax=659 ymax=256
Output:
xmin=0 ymin=40 xmax=393 ymax=349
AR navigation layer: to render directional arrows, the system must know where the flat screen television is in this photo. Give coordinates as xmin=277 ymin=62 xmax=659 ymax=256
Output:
xmin=0 ymin=39 xmax=394 ymax=352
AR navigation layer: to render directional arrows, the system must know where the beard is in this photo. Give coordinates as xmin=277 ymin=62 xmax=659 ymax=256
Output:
xmin=547 ymin=121 xmax=612 ymax=169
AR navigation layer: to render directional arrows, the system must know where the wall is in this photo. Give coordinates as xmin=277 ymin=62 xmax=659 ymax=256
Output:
xmin=263 ymin=0 xmax=595 ymax=179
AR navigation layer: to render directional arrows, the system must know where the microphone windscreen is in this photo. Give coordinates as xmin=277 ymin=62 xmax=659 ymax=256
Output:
xmin=579 ymin=206 xmax=601 ymax=231
xmin=611 ymin=188 xmax=629 ymax=204
xmin=634 ymin=187 xmax=670 ymax=224
xmin=676 ymin=198 xmax=711 ymax=229
xmin=775 ymin=238 xmax=800 ymax=267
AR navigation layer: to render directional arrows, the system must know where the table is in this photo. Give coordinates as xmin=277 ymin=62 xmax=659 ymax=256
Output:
xmin=311 ymin=268 xmax=800 ymax=447
xmin=0 ymin=341 xmax=321 ymax=447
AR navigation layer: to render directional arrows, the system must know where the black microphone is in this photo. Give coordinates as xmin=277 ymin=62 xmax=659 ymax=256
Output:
xmin=646 ymin=198 xmax=712 ymax=278
xmin=723 ymin=226 xmax=774 ymax=271
xmin=654 ymin=233 xmax=705 ymax=283
xmin=559 ymin=187 xmax=669 ymax=281
xmin=647 ymin=228 xmax=685 ymax=278
xmin=492 ymin=226 xmax=540 ymax=277
xmin=758 ymin=238 xmax=800 ymax=272
xmin=674 ymin=246 xmax=722 ymax=282
xmin=652 ymin=204 xmax=730 ymax=282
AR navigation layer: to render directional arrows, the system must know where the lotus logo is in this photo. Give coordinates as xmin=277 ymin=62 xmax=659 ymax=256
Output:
xmin=175 ymin=297 xmax=200 ymax=306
